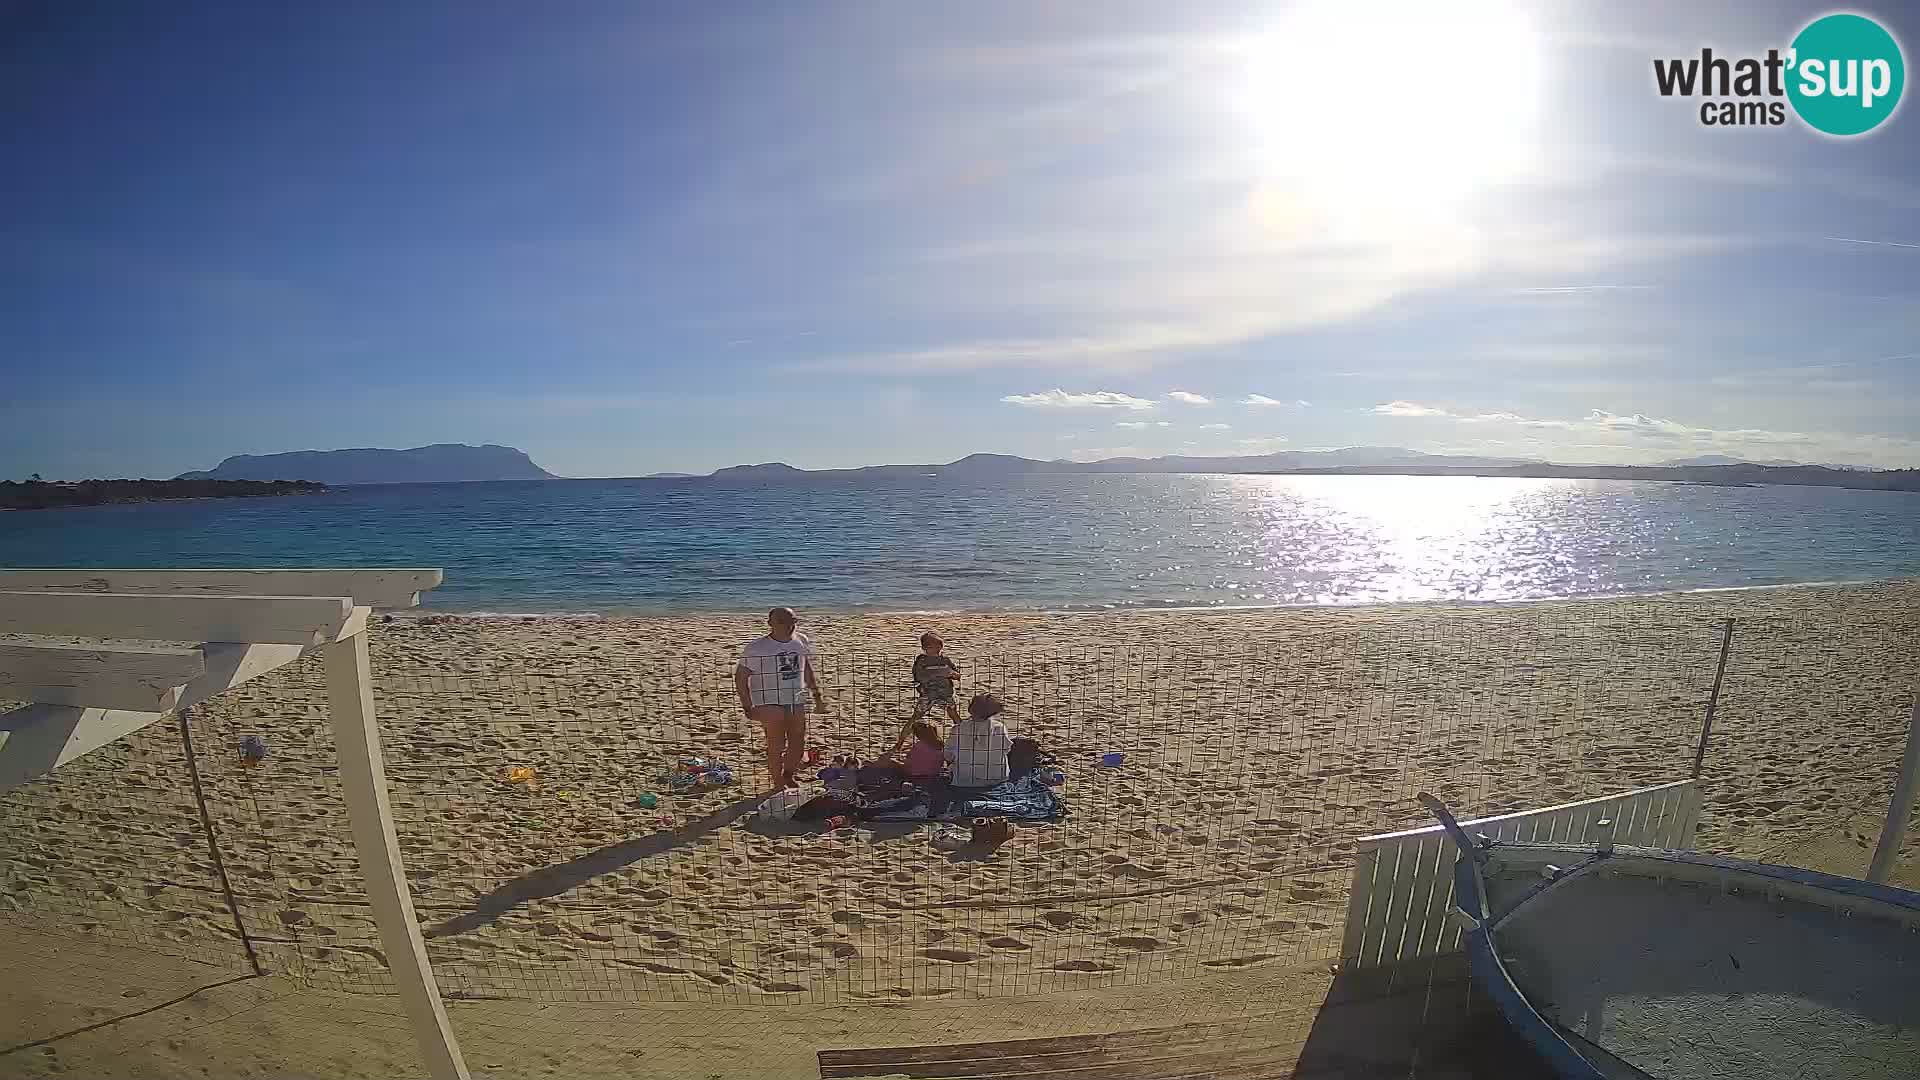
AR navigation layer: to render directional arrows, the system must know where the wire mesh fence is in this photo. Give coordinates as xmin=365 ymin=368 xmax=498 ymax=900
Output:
xmin=2 ymin=600 xmax=1915 ymax=1025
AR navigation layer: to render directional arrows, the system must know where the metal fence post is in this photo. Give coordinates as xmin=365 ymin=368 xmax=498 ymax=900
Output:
xmin=176 ymin=705 xmax=263 ymax=977
xmin=1691 ymin=618 xmax=1735 ymax=780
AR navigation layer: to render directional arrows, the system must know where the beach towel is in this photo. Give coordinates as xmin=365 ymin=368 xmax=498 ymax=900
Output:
xmin=946 ymin=773 xmax=1063 ymax=822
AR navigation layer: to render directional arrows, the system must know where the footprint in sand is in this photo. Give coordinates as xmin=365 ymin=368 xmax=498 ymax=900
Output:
xmin=1109 ymin=936 xmax=1163 ymax=952
xmin=921 ymin=948 xmax=976 ymax=964
xmin=985 ymin=936 xmax=1031 ymax=951
xmin=1040 ymin=910 xmax=1079 ymax=929
xmin=1053 ymin=959 xmax=1117 ymax=973
xmin=1202 ymin=953 xmax=1282 ymax=969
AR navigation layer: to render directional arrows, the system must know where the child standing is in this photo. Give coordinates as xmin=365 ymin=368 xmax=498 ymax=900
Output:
xmin=892 ymin=632 xmax=962 ymax=754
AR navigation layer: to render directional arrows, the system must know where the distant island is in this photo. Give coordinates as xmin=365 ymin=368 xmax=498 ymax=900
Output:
xmin=2 ymin=477 xmax=325 ymax=511
xmin=178 ymin=443 xmax=556 ymax=485
xmin=699 ymin=449 xmax=1920 ymax=492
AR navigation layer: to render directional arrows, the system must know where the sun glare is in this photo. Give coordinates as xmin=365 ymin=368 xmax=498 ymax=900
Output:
xmin=1237 ymin=1 xmax=1545 ymax=224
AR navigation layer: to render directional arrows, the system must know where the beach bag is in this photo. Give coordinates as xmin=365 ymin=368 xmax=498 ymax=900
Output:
xmin=1009 ymin=737 xmax=1054 ymax=774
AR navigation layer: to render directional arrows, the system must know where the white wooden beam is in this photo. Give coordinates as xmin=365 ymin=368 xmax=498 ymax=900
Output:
xmin=0 ymin=638 xmax=205 ymax=682
xmin=0 ymin=569 xmax=442 ymax=610
xmin=324 ymin=630 xmax=470 ymax=1080
xmin=0 ymin=614 xmax=372 ymax=791
xmin=0 ymin=676 xmax=182 ymax=713
xmin=0 ymin=705 xmax=169 ymax=792
xmin=0 ymin=592 xmax=353 ymax=646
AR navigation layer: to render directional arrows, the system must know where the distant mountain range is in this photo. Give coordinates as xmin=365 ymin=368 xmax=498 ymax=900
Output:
xmin=178 ymin=444 xmax=555 ymax=485
xmin=709 ymin=447 xmax=1535 ymax=480
xmin=697 ymin=449 xmax=1916 ymax=492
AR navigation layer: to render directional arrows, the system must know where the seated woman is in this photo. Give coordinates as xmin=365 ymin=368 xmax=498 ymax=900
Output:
xmin=948 ymin=694 xmax=1011 ymax=789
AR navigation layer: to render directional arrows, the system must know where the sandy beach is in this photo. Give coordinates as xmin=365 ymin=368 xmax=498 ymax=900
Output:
xmin=3 ymin=580 xmax=1918 ymax=1077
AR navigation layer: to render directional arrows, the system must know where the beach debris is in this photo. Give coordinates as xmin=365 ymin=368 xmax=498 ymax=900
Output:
xmin=504 ymin=766 xmax=541 ymax=792
xmin=1100 ymin=752 xmax=1126 ymax=768
xmin=656 ymin=757 xmax=734 ymax=792
xmin=238 ymin=735 xmax=269 ymax=767
xmin=931 ymin=826 xmax=971 ymax=852
xmin=1042 ymin=768 xmax=1066 ymax=786
xmin=634 ymin=793 xmax=659 ymax=810
xmin=555 ymin=790 xmax=574 ymax=800
xmin=825 ymin=815 xmax=853 ymax=831
xmin=655 ymin=814 xmax=676 ymax=829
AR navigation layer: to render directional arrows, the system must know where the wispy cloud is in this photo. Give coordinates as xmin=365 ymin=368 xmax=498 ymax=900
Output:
xmin=1000 ymin=389 xmax=1157 ymax=410
xmin=1198 ymin=422 xmax=1231 ymax=430
xmin=1166 ymin=390 xmax=1211 ymax=405
xmin=1512 ymin=284 xmax=1655 ymax=294
xmin=1236 ymin=436 xmax=1291 ymax=453
xmin=1372 ymin=400 xmax=1452 ymax=417
xmin=1824 ymin=236 xmax=1920 ymax=251
xmin=1369 ymin=402 xmax=1920 ymax=465
xmin=1116 ymin=420 xmax=1172 ymax=429
xmin=1241 ymin=394 xmax=1310 ymax=407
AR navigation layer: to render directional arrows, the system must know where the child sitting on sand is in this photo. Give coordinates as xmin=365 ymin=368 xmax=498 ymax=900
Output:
xmin=901 ymin=721 xmax=947 ymax=781
xmin=891 ymin=632 xmax=962 ymax=754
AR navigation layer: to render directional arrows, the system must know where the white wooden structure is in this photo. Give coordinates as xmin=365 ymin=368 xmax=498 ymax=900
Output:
xmin=0 ymin=569 xmax=469 ymax=1080
xmin=1340 ymin=780 xmax=1701 ymax=971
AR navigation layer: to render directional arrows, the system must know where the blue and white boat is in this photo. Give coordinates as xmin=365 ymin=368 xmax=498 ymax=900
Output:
xmin=1421 ymin=793 xmax=1920 ymax=1080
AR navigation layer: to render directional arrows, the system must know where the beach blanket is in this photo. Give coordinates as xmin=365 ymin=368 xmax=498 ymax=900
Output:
xmin=855 ymin=774 xmax=1063 ymax=824
xmin=947 ymin=773 xmax=1063 ymax=822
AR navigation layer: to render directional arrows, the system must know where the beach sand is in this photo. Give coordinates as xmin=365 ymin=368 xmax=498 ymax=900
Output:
xmin=2 ymin=580 xmax=1917 ymax=1077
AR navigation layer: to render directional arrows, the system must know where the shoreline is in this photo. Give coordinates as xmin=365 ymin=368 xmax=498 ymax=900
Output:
xmin=398 ymin=573 xmax=1920 ymax=622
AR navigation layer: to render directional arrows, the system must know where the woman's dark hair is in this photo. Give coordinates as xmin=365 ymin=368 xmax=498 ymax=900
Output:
xmin=910 ymin=721 xmax=944 ymax=748
xmin=967 ymin=693 xmax=1004 ymax=721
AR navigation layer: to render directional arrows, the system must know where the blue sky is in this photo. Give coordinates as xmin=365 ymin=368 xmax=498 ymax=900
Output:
xmin=4 ymin=0 xmax=1918 ymax=479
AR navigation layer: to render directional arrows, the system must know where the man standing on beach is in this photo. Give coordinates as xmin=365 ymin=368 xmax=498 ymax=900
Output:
xmin=735 ymin=607 xmax=825 ymax=791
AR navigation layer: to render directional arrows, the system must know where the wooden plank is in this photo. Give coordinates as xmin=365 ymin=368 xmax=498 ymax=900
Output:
xmin=0 ymin=674 xmax=181 ymax=712
xmin=819 ymin=1021 xmax=1270 ymax=1068
xmin=0 ymin=635 xmax=331 ymax=792
xmin=0 ymin=592 xmax=353 ymax=646
xmin=1339 ymin=849 xmax=1377 ymax=962
xmin=1357 ymin=781 xmax=1698 ymax=847
xmin=1412 ymin=834 xmax=1458 ymax=959
xmin=1355 ymin=840 xmax=1404 ymax=968
xmin=0 ymin=569 xmax=442 ymax=610
xmin=323 ymin=631 xmax=469 ymax=1080
xmin=0 ymin=704 xmax=169 ymax=792
xmin=1675 ymin=784 xmax=1703 ymax=847
xmin=0 ymin=638 xmax=205 ymax=684
xmin=0 ymin=639 xmax=203 ymax=711
xmin=819 ymin=1028 xmax=1298 ymax=1079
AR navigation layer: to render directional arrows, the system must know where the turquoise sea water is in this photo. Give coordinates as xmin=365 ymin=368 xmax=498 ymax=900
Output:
xmin=2 ymin=475 xmax=1916 ymax=613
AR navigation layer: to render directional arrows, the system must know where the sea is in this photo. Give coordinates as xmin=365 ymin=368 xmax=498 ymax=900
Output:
xmin=3 ymin=474 xmax=1916 ymax=614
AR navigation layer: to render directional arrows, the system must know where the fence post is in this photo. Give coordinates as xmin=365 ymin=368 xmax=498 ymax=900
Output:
xmin=1691 ymin=618 xmax=1735 ymax=780
xmin=1867 ymin=697 xmax=1920 ymax=884
xmin=175 ymin=705 xmax=263 ymax=977
xmin=324 ymin=628 xmax=470 ymax=1080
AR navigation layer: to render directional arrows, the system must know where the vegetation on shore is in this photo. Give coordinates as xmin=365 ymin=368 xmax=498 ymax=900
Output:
xmin=2 ymin=476 xmax=326 ymax=510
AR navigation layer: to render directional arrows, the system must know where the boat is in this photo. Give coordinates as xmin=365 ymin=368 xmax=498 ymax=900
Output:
xmin=1419 ymin=792 xmax=1920 ymax=1079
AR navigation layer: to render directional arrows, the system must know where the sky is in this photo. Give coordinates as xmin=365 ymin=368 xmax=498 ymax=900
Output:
xmin=4 ymin=0 xmax=1918 ymax=479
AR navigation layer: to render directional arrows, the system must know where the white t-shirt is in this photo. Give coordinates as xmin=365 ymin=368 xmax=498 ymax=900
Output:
xmin=738 ymin=633 xmax=814 ymax=707
xmin=947 ymin=716 xmax=1011 ymax=788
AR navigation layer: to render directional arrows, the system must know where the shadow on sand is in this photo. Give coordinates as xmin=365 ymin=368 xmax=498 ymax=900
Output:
xmin=1294 ymin=955 xmax=1554 ymax=1078
xmin=425 ymin=795 xmax=762 ymax=939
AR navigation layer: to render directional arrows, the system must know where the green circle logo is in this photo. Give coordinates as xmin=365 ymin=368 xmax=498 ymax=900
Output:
xmin=1787 ymin=13 xmax=1906 ymax=136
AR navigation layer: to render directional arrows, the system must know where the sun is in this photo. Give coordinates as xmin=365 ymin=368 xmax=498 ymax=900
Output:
xmin=1235 ymin=0 xmax=1546 ymax=224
